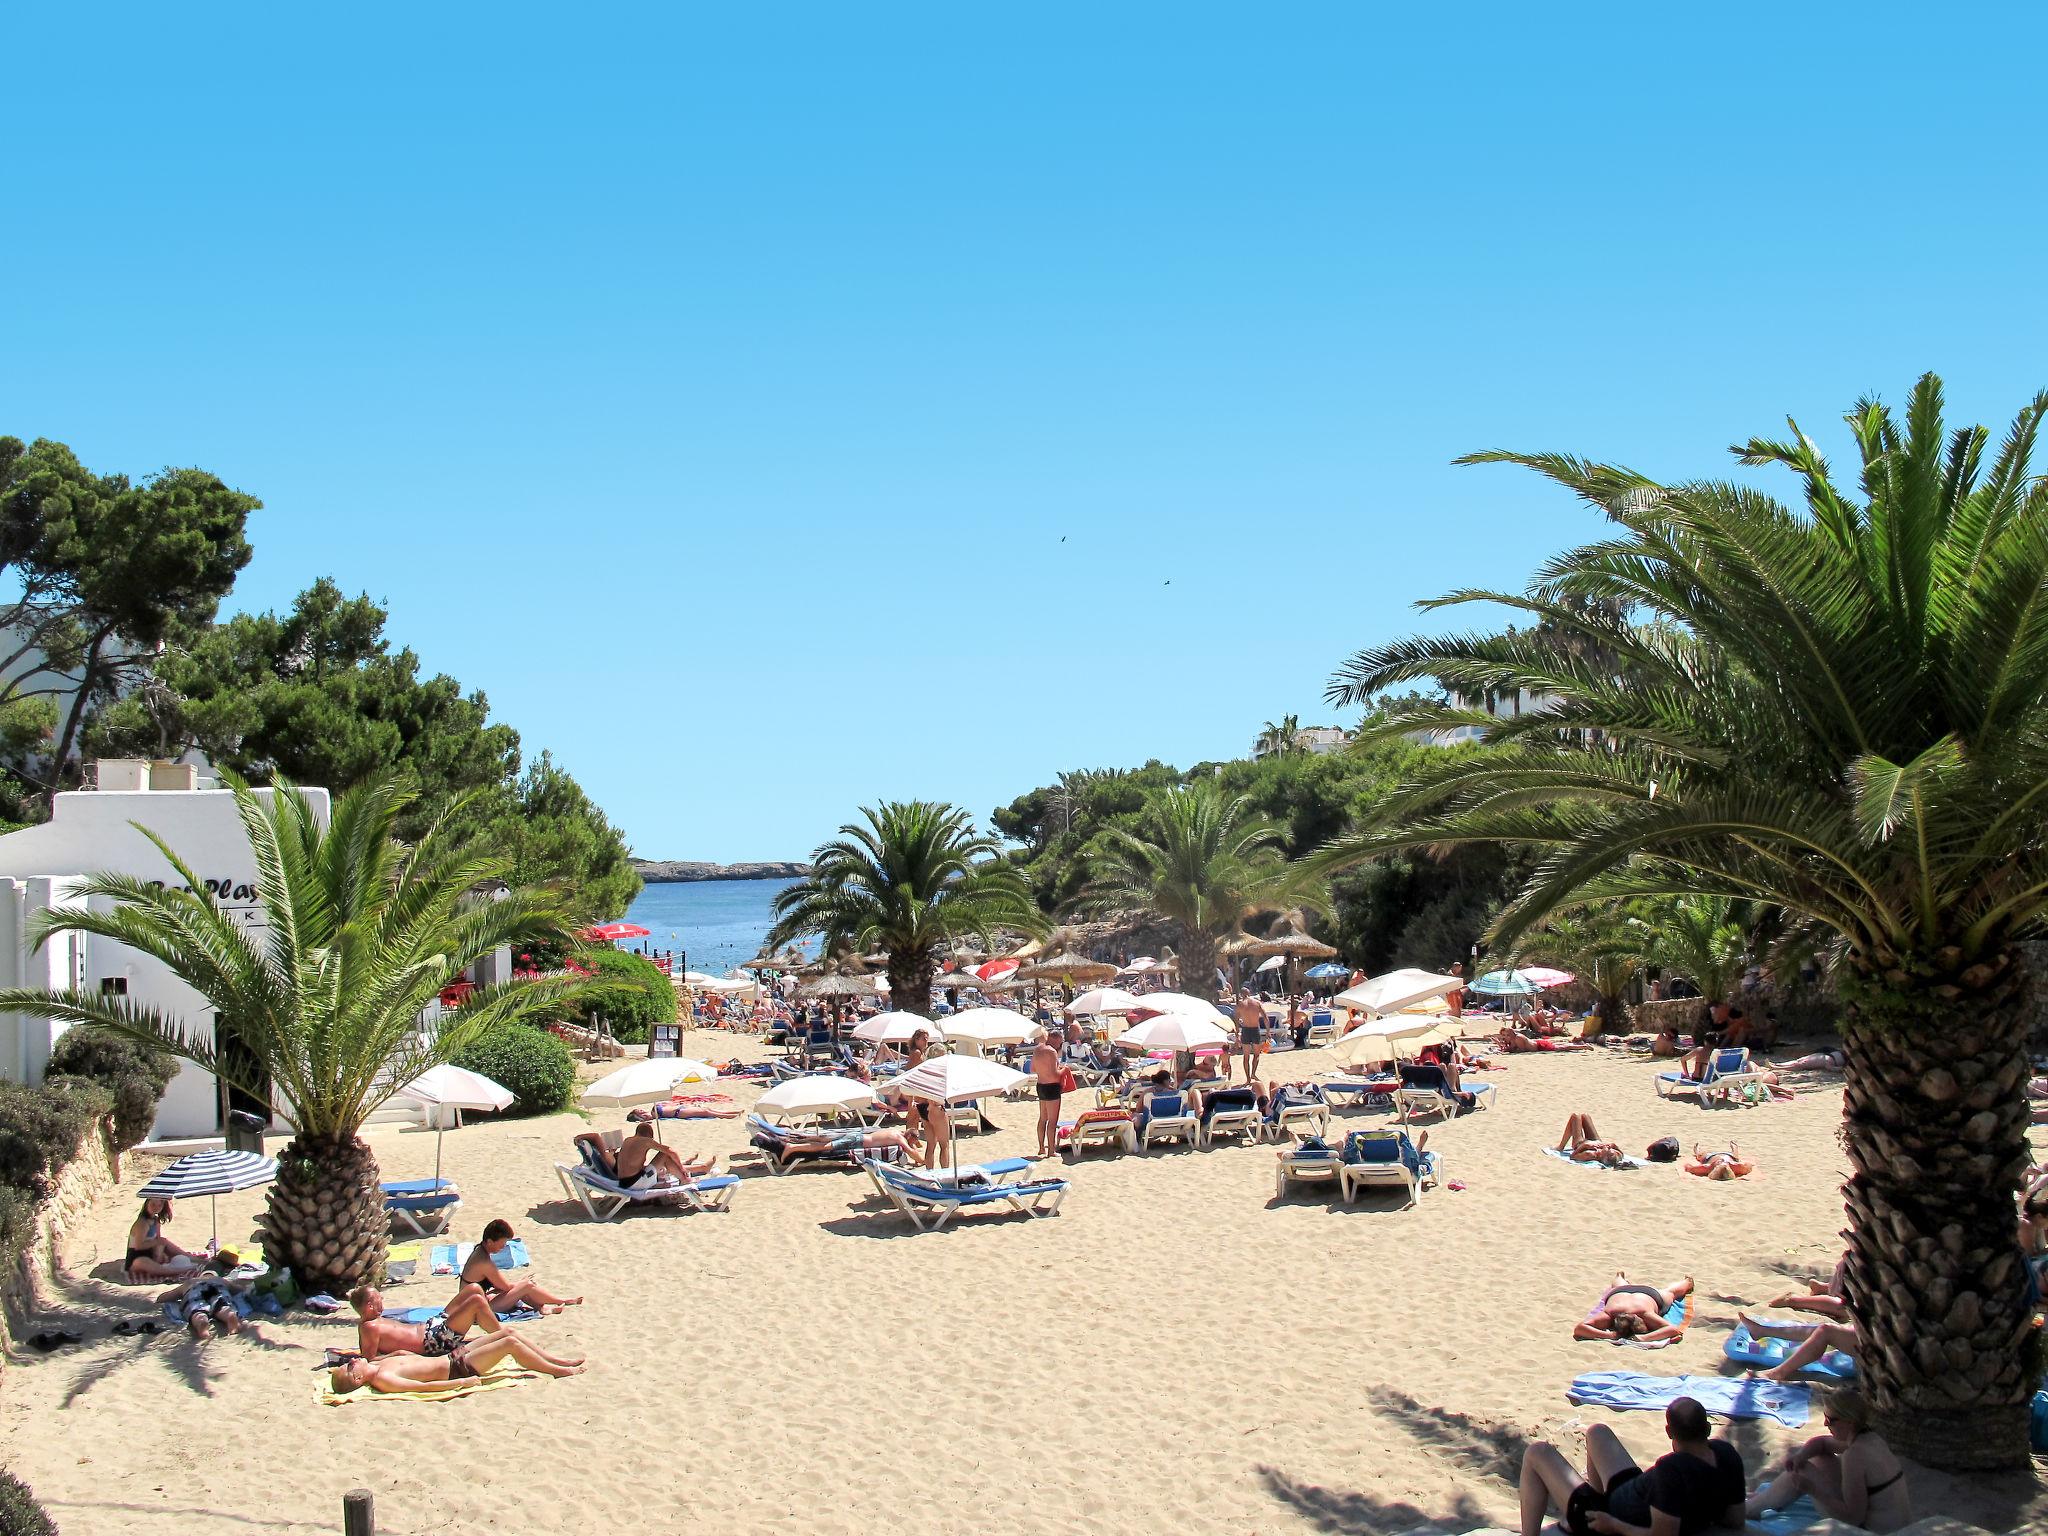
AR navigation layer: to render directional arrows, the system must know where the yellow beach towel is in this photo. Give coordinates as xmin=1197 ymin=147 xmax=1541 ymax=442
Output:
xmin=317 ymin=1363 xmax=543 ymax=1407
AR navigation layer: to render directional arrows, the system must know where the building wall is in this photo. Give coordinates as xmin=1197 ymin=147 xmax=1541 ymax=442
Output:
xmin=0 ymin=784 xmax=331 ymax=1140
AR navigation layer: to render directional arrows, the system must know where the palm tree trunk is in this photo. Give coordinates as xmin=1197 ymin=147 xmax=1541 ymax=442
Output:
xmin=1179 ymin=928 xmax=1221 ymax=1002
xmin=256 ymin=1130 xmax=387 ymax=1296
xmin=1837 ymin=946 xmax=2036 ymax=1470
xmin=887 ymin=948 xmax=935 ymax=1018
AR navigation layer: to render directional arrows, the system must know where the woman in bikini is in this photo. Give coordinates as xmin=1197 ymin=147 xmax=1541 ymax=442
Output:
xmin=1687 ymin=1143 xmax=1754 ymax=1179
xmin=1574 ymin=1271 xmax=1695 ymax=1341
xmin=328 ymin=1330 xmax=587 ymax=1394
xmin=124 ymin=1197 xmax=201 ymax=1281
xmin=458 ymin=1220 xmax=582 ymax=1316
xmin=1746 ymin=1388 xmax=1910 ymax=1531
xmin=1556 ymin=1111 xmax=1628 ymax=1167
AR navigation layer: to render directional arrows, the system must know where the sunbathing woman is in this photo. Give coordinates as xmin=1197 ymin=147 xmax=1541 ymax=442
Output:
xmin=1746 ymin=1388 xmax=1910 ymax=1532
xmin=1739 ymin=1311 xmax=1859 ymax=1383
xmin=1768 ymin=1254 xmax=1850 ymax=1321
xmin=1556 ymin=1111 xmax=1629 ymax=1167
xmin=459 ymin=1220 xmax=582 ymax=1316
xmin=125 ymin=1197 xmax=202 ymax=1281
xmin=784 ymin=1124 xmax=925 ymax=1159
xmin=1575 ymin=1271 xmax=1695 ymax=1342
xmin=1687 ymin=1143 xmax=1754 ymax=1179
xmin=329 ymin=1330 xmax=587 ymax=1395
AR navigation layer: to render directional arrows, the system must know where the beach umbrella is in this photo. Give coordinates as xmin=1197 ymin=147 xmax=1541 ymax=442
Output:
xmin=1304 ymin=961 xmax=1349 ymax=981
xmin=1119 ymin=957 xmax=1158 ymax=975
xmin=891 ymin=1054 xmax=1028 ymax=1172
xmin=801 ymin=973 xmax=869 ymax=999
xmin=942 ymin=1007 xmax=1043 ymax=1049
xmin=1471 ymin=969 xmax=1543 ymax=996
xmin=1064 ymin=985 xmax=1140 ymax=1016
xmin=397 ymin=1064 xmax=514 ymax=1188
xmin=1517 ymin=966 xmax=1576 ymax=989
xmin=755 ymin=1075 xmax=877 ymax=1124
xmin=973 ymin=958 xmax=1020 ymax=985
xmin=586 ymin=921 xmax=651 ymax=941
xmin=136 ymin=1150 xmax=278 ymax=1247
xmin=1016 ymin=951 xmax=1119 ymax=985
xmin=1333 ymin=967 xmax=1464 ymax=1017
xmin=581 ymin=1057 xmax=721 ymax=1108
xmin=1123 ymin=991 xmax=1231 ymax=1023
xmin=850 ymin=1009 xmax=936 ymax=1044
xmin=1328 ymin=1015 xmax=1449 ymax=1068
xmin=1254 ymin=954 xmax=1286 ymax=974
xmin=1115 ymin=1012 xmax=1231 ymax=1052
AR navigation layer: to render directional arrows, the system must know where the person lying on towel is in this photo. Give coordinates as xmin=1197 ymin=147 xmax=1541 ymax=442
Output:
xmin=1574 ymin=1272 xmax=1694 ymax=1342
xmin=329 ymin=1332 xmax=585 ymax=1394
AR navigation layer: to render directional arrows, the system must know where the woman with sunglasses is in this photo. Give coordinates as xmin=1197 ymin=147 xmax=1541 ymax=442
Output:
xmin=1745 ymin=1388 xmax=1910 ymax=1532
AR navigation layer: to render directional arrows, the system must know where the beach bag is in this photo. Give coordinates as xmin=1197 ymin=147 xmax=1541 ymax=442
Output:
xmin=1645 ymin=1136 xmax=1681 ymax=1163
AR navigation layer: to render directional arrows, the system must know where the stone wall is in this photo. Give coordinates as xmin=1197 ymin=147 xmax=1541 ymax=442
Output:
xmin=1 ymin=1116 xmax=120 ymax=1368
xmin=1626 ymin=997 xmax=1700 ymax=1036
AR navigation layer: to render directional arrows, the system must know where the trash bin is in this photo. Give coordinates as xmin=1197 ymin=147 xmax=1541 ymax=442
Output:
xmin=224 ymin=1108 xmax=268 ymax=1155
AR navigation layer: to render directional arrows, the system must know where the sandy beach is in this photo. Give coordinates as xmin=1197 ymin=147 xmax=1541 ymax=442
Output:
xmin=5 ymin=1033 xmax=2042 ymax=1536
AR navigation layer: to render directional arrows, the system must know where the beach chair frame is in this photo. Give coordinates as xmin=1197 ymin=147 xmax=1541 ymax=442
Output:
xmin=1139 ymin=1092 xmax=1200 ymax=1151
xmin=381 ymin=1181 xmax=463 ymax=1237
xmin=1273 ymin=1149 xmax=1340 ymax=1199
xmin=861 ymin=1158 xmax=1069 ymax=1232
xmin=553 ymin=1162 xmax=738 ymax=1221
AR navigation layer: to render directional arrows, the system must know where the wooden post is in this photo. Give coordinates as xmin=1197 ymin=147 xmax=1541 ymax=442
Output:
xmin=343 ymin=1489 xmax=373 ymax=1536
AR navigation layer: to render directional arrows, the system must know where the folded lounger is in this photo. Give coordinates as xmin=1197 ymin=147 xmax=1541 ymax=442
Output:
xmin=861 ymin=1157 xmax=1068 ymax=1232
xmin=860 ymin=1155 xmax=1029 ymax=1201
xmin=381 ymin=1179 xmax=462 ymax=1237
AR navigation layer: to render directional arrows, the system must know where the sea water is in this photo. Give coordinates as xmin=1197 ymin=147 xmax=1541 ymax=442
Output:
xmin=619 ymin=877 xmax=803 ymax=976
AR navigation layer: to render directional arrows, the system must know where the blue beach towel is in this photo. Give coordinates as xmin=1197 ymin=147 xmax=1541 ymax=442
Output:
xmin=1544 ymin=1146 xmax=1646 ymax=1171
xmin=393 ymin=1304 xmax=540 ymax=1324
xmin=430 ymin=1239 xmax=530 ymax=1273
xmin=1751 ymin=1496 xmax=1823 ymax=1536
xmin=1567 ymin=1371 xmax=1811 ymax=1427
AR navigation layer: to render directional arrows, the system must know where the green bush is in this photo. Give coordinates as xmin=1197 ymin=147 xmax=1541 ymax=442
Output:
xmin=561 ymin=948 xmax=675 ymax=1046
xmin=0 ymin=1078 xmax=111 ymax=1199
xmin=0 ymin=1468 xmax=56 ymax=1536
xmin=46 ymin=1027 xmax=177 ymax=1151
xmin=450 ymin=1025 xmax=575 ymax=1116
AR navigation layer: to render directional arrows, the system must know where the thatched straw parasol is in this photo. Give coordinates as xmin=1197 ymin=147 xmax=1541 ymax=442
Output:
xmin=1240 ymin=929 xmax=1340 ymax=961
xmin=800 ymin=973 xmax=869 ymax=999
xmin=934 ymin=971 xmax=982 ymax=991
xmin=1016 ymin=951 xmax=1119 ymax=984
xmin=742 ymin=951 xmax=809 ymax=973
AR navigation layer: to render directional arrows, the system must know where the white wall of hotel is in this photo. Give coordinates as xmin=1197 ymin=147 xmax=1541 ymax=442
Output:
xmin=0 ymin=762 xmax=514 ymax=1143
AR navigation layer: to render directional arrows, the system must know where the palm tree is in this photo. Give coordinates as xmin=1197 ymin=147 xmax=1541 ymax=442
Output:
xmin=1082 ymin=782 xmax=1323 ymax=1001
xmin=1321 ymin=374 xmax=2048 ymax=1468
xmin=0 ymin=774 xmax=584 ymax=1293
xmin=1516 ymin=906 xmax=1642 ymax=1032
xmin=766 ymin=802 xmax=1045 ymax=1014
xmin=1255 ymin=714 xmax=1303 ymax=758
xmin=1637 ymin=895 xmax=1749 ymax=1006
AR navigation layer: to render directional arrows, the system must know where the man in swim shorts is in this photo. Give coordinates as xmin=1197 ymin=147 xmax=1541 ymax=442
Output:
xmin=1519 ymin=1396 xmax=1745 ymax=1536
xmin=329 ymin=1330 xmax=587 ymax=1394
xmin=1233 ymin=990 xmax=1266 ymax=1083
xmin=1032 ymin=1029 xmax=1065 ymax=1158
xmin=349 ymin=1284 xmax=504 ymax=1358
xmin=1575 ymin=1272 xmax=1695 ymax=1341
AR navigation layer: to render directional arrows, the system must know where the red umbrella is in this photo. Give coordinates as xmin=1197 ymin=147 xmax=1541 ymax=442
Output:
xmin=974 ymin=958 xmax=1020 ymax=984
xmin=586 ymin=922 xmax=651 ymax=941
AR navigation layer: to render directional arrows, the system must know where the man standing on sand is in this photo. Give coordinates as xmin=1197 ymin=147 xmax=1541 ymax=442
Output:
xmin=1032 ymin=1028 xmax=1064 ymax=1158
xmin=1234 ymin=990 xmax=1266 ymax=1083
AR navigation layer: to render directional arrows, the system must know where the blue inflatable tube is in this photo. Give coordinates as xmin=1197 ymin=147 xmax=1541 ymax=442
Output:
xmin=1724 ymin=1323 xmax=1856 ymax=1380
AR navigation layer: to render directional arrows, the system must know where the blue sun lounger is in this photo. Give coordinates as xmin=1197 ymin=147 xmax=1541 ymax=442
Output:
xmin=381 ymin=1178 xmax=462 ymax=1236
xmin=860 ymin=1157 xmax=1069 ymax=1232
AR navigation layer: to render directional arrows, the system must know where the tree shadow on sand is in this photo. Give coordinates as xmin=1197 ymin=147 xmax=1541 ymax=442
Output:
xmin=1255 ymin=1468 xmax=1494 ymax=1536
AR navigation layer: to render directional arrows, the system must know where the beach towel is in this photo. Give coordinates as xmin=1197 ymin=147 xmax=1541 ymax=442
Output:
xmin=431 ymin=1239 xmax=530 ymax=1275
xmin=1566 ymin=1371 xmax=1810 ymax=1428
xmin=1750 ymin=1495 xmax=1823 ymax=1536
xmin=1544 ymin=1146 xmax=1646 ymax=1171
xmin=392 ymin=1304 xmax=540 ymax=1325
xmin=1725 ymin=1322 xmax=1857 ymax=1380
xmin=317 ymin=1361 xmax=543 ymax=1406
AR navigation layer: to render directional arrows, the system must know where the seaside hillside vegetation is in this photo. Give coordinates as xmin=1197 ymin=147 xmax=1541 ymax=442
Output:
xmin=0 ymin=772 xmax=590 ymax=1295
xmin=1321 ymin=373 xmax=2048 ymax=1469
xmin=768 ymin=801 xmax=1046 ymax=1012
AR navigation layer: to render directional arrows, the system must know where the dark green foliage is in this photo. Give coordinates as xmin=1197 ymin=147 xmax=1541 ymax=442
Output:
xmin=561 ymin=949 xmax=674 ymax=1045
xmin=0 ymin=1078 xmax=110 ymax=1198
xmin=451 ymin=1025 xmax=576 ymax=1117
xmin=0 ymin=1467 xmax=57 ymax=1536
xmin=446 ymin=752 xmax=640 ymax=926
xmin=46 ymin=1027 xmax=177 ymax=1150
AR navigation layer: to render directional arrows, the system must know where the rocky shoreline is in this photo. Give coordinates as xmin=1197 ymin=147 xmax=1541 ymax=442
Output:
xmin=631 ymin=858 xmax=811 ymax=883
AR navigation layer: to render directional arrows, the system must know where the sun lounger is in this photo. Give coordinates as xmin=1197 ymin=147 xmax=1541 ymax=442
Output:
xmin=1315 ymin=1074 xmax=1397 ymax=1109
xmin=746 ymin=1113 xmax=902 ymax=1174
xmin=1260 ymin=1085 xmax=1330 ymax=1142
xmin=861 ymin=1155 xmax=1029 ymax=1201
xmin=381 ymin=1179 xmax=462 ymax=1236
xmin=1304 ymin=1010 xmax=1339 ymax=1048
xmin=1137 ymin=1090 xmax=1199 ymax=1150
xmin=1655 ymin=1046 xmax=1761 ymax=1102
xmin=1200 ymin=1089 xmax=1264 ymax=1147
xmin=554 ymin=1160 xmax=738 ymax=1220
xmin=1060 ymin=1106 xmax=1137 ymax=1156
xmin=1274 ymin=1138 xmax=1341 ymax=1198
xmin=1337 ymin=1130 xmax=1439 ymax=1207
xmin=861 ymin=1157 xmax=1069 ymax=1232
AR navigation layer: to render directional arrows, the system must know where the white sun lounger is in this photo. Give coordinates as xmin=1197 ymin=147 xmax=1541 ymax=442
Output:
xmin=1273 ymin=1144 xmax=1341 ymax=1199
xmin=861 ymin=1157 xmax=1068 ymax=1232
xmin=1139 ymin=1091 xmax=1200 ymax=1150
xmin=553 ymin=1162 xmax=738 ymax=1221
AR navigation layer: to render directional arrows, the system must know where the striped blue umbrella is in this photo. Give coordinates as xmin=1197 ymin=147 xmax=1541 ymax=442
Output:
xmin=1304 ymin=962 xmax=1350 ymax=980
xmin=137 ymin=1150 xmax=277 ymax=1246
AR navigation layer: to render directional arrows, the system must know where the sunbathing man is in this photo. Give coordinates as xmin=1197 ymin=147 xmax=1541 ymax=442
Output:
xmin=329 ymin=1331 xmax=587 ymax=1395
xmin=783 ymin=1124 xmax=924 ymax=1160
xmin=1738 ymin=1311 xmax=1860 ymax=1383
xmin=350 ymin=1284 xmax=503 ymax=1359
xmin=574 ymin=1125 xmax=715 ymax=1188
xmin=1557 ymin=1111 xmax=1629 ymax=1167
xmin=459 ymin=1220 xmax=582 ymax=1316
xmin=1575 ymin=1271 xmax=1695 ymax=1342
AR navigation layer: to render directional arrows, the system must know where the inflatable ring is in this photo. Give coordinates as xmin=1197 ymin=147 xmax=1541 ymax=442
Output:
xmin=1723 ymin=1323 xmax=1856 ymax=1379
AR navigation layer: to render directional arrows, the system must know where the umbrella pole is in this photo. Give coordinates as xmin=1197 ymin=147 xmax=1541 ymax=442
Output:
xmin=210 ymin=1192 xmax=220 ymax=1250
xmin=433 ymin=1125 xmax=445 ymax=1190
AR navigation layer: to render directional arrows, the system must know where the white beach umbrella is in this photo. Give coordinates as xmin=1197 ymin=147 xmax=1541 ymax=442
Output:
xmin=755 ymin=1075 xmax=877 ymax=1124
xmin=1115 ymin=1013 xmax=1232 ymax=1052
xmin=850 ymin=1009 xmax=936 ymax=1044
xmin=1254 ymin=954 xmax=1287 ymax=974
xmin=1064 ymin=986 xmax=1140 ymax=1016
xmin=581 ymin=1057 xmax=721 ymax=1108
xmin=1332 ymin=968 xmax=1463 ymax=1018
xmin=397 ymin=1064 xmax=515 ymax=1187
xmin=1328 ymin=1015 xmax=1450 ymax=1068
xmin=890 ymin=1055 xmax=1028 ymax=1171
xmin=1124 ymin=991 xmax=1231 ymax=1023
xmin=1119 ymin=957 xmax=1158 ymax=974
xmin=942 ymin=1007 xmax=1042 ymax=1048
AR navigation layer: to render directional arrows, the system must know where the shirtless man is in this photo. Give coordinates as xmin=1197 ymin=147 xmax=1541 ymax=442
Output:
xmin=349 ymin=1284 xmax=502 ymax=1359
xmin=329 ymin=1331 xmax=587 ymax=1394
xmin=1233 ymin=991 xmax=1266 ymax=1083
xmin=459 ymin=1220 xmax=582 ymax=1315
xmin=575 ymin=1124 xmax=715 ymax=1188
xmin=1032 ymin=1029 xmax=1064 ymax=1158
xmin=1575 ymin=1271 xmax=1696 ymax=1342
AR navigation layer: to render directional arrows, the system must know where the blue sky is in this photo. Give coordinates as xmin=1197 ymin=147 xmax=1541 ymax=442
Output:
xmin=6 ymin=5 xmax=2046 ymax=860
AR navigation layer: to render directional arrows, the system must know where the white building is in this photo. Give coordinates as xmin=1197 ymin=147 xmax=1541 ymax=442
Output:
xmin=1422 ymin=688 xmax=1563 ymax=746
xmin=0 ymin=760 xmax=330 ymax=1142
xmin=1252 ymin=725 xmax=1350 ymax=759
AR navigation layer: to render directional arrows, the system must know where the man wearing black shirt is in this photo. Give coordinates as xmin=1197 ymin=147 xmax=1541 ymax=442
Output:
xmin=1520 ymin=1397 xmax=1745 ymax=1536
